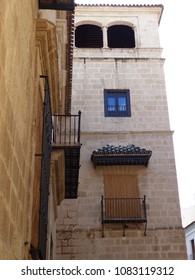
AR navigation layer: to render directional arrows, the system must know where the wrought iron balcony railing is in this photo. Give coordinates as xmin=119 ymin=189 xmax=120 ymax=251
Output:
xmin=52 ymin=111 xmax=81 ymax=147
xmin=52 ymin=111 xmax=81 ymax=199
xmin=101 ymin=196 xmax=147 ymax=236
xmin=30 ymin=75 xmax=52 ymax=260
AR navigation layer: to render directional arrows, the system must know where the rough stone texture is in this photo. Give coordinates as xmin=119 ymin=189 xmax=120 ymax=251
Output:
xmin=56 ymin=132 xmax=187 ymax=260
xmin=56 ymin=227 xmax=186 ymax=260
xmin=56 ymin=5 xmax=187 ymax=260
xmin=0 ymin=0 xmax=38 ymax=259
xmin=0 ymin=2 xmax=64 ymax=260
xmin=72 ymin=58 xmax=169 ymax=132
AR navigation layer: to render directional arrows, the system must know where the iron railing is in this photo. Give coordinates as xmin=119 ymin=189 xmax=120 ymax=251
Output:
xmin=52 ymin=111 xmax=82 ymax=199
xmin=38 ymin=76 xmax=53 ymax=260
xmin=30 ymin=76 xmax=52 ymax=260
xmin=52 ymin=111 xmax=81 ymax=146
xmin=101 ymin=196 xmax=147 ymax=236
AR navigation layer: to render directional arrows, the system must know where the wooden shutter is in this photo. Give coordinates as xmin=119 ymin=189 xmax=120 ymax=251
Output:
xmin=103 ymin=174 xmax=141 ymax=219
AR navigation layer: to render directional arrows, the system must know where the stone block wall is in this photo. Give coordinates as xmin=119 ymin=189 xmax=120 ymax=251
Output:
xmin=0 ymin=0 xmax=38 ymax=259
xmin=56 ymin=53 xmax=187 ymax=260
xmin=72 ymin=57 xmax=169 ymax=132
xmin=56 ymin=132 xmax=186 ymax=260
xmin=56 ymin=227 xmax=186 ymax=260
xmin=0 ymin=2 xmax=73 ymax=260
xmin=56 ymin=5 xmax=187 ymax=260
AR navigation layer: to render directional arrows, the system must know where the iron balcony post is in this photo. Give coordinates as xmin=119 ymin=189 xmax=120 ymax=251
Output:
xmin=78 ymin=110 xmax=81 ymax=143
xmin=143 ymin=195 xmax=147 ymax=220
xmin=101 ymin=196 xmax=104 ymax=237
xmin=143 ymin=195 xmax=147 ymax=236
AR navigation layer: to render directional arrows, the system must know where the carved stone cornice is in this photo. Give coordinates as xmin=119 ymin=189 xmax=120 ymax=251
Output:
xmin=36 ymin=19 xmax=60 ymax=114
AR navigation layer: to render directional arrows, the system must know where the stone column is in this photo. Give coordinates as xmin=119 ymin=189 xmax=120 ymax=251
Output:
xmin=102 ymin=25 xmax=108 ymax=48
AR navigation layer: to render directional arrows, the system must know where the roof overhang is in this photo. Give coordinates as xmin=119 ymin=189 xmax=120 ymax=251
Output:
xmin=91 ymin=144 xmax=152 ymax=168
xmin=39 ymin=0 xmax=75 ymax=11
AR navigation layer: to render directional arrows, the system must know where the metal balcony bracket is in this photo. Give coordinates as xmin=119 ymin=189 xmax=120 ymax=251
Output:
xmin=144 ymin=220 xmax=148 ymax=236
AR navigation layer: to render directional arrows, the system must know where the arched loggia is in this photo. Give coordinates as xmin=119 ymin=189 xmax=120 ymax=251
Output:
xmin=75 ymin=24 xmax=103 ymax=48
xmin=108 ymin=25 xmax=135 ymax=48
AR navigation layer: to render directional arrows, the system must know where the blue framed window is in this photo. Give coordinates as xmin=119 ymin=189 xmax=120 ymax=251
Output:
xmin=104 ymin=90 xmax=131 ymax=117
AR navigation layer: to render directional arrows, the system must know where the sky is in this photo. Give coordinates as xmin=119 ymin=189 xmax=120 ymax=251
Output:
xmin=75 ymin=0 xmax=195 ymax=210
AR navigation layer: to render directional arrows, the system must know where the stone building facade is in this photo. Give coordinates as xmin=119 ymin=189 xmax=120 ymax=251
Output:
xmin=0 ymin=0 xmax=38 ymax=260
xmin=56 ymin=4 xmax=187 ymax=260
xmin=0 ymin=0 xmax=75 ymax=260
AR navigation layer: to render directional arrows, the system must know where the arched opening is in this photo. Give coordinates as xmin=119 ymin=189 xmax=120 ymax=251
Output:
xmin=108 ymin=25 xmax=135 ymax=48
xmin=75 ymin=24 xmax=103 ymax=48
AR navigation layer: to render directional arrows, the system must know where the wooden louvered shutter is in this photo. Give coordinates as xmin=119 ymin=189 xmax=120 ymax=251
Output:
xmin=104 ymin=174 xmax=141 ymax=219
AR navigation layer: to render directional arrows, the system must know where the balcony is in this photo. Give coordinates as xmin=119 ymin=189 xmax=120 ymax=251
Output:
xmin=52 ymin=112 xmax=82 ymax=199
xmin=101 ymin=196 xmax=147 ymax=237
xmin=52 ymin=112 xmax=81 ymax=147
